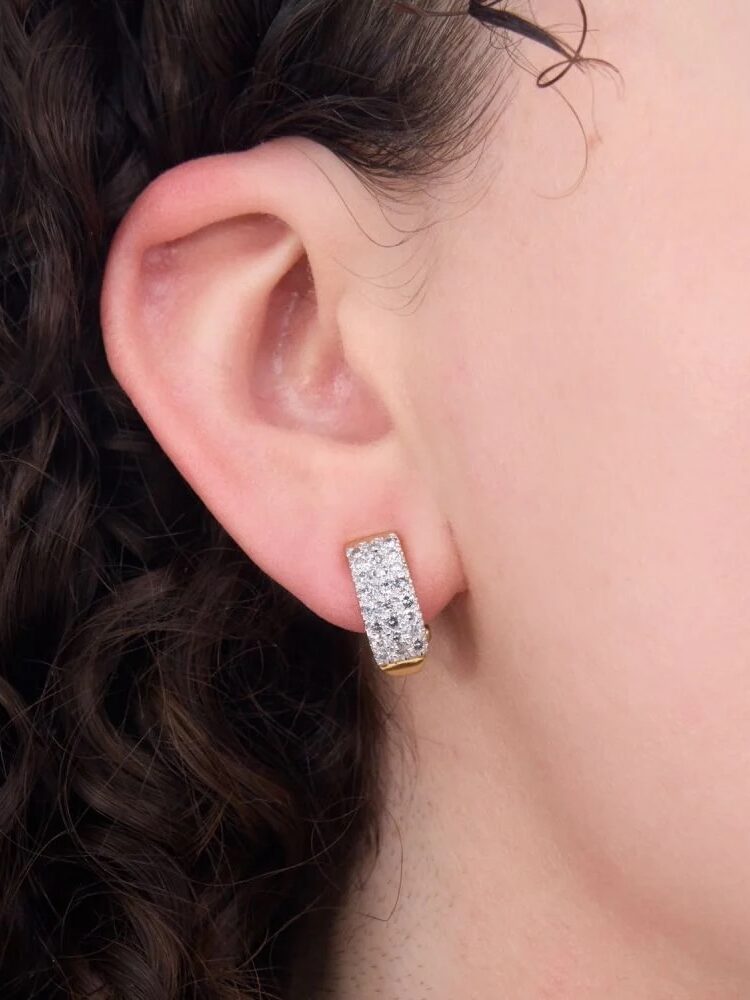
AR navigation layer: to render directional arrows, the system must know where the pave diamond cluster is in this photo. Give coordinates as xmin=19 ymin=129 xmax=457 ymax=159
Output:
xmin=345 ymin=532 xmax=429 ymax=673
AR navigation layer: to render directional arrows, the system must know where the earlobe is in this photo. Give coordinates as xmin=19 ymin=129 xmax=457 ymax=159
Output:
xmin=100 ymin=138 xmax=465 ymax=643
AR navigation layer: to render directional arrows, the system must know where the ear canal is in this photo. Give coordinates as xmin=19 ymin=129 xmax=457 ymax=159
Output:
xmin=250 ymin=253 xmax=392 ymax=445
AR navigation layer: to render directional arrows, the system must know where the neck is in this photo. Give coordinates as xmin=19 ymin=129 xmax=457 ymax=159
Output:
xmin=318 ymin=608 xmax=747 ymax=1000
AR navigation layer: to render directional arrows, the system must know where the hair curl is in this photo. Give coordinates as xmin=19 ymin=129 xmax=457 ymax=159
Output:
xmin=0 ymin=2 xmax=590 ymax=997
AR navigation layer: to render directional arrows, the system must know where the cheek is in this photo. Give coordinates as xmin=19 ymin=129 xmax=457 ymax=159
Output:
xmin=414 ymin=22 xmax=750 ymax=956
xmin=431 ymin=284 xmax=750 ymax=961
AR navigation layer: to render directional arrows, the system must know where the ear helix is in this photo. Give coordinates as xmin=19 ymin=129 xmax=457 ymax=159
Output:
xmin=344 ymin=531 xmax=431 ymax=677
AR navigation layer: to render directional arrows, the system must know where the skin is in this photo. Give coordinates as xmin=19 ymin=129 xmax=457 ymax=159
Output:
xmin=101 ymin=1 xmax=750 ymax=996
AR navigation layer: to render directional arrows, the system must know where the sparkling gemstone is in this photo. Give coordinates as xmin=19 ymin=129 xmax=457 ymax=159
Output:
xmin=345 ymin=532 xmax=429 ymax=669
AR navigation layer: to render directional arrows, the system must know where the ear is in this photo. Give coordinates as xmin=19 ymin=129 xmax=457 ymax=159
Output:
xmin=100 ymin=137 xmax=465 ymax=633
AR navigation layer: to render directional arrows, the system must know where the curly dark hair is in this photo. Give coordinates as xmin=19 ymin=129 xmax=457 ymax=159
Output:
xmin=0 ymin=2 xmax=590 ymax=997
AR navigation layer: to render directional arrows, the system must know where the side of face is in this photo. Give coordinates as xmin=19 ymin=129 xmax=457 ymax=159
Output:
xmin=98 ymin=0 xmax=750 ymax=969
xmin=403 ymin=0 xmax=750 ymax=966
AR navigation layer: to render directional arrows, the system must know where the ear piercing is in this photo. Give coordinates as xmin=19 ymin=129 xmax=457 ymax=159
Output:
xmin=344 ymin=531 xmax=430 ymax=676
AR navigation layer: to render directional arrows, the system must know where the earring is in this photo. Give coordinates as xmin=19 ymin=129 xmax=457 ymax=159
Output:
xmin=344 ymin=531 xmax=431 ymax=676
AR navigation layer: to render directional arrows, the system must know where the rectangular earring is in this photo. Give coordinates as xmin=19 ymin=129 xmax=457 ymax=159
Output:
xmin=344 ymin=531 xmax=430 ymax=677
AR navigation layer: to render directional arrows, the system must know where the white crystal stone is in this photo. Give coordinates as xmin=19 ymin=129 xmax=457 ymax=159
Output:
xmin=345 ymin=532 xmax=429 ymax=668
